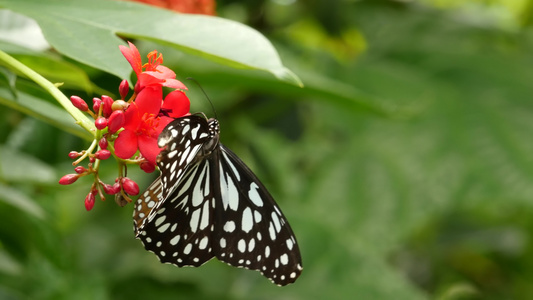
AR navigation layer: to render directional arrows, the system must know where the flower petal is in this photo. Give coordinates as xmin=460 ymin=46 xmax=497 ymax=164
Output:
xmin=136 ymin=86 xmax=163 ymax=116
xmin=114 ymin=130 xmax=139 ymax=159
xmin=138 ymin=73 xmax=165 ymax=90
xmin=123 ymin=103 xmax=140 ymax=131
xmin=156 ymin=116 xmax=175 ymax=133
xmin=119 ymin=42 xmax=142 ymax=75
xmin=138 ymin=134 xmax=161 ymax=165
xmin=147 ymin=65 xmax=176 ymax=80
xmin=163 ymin=90 xmax=191 ymax=118
xmin=163 ymin=79 xmax=188 ymax=90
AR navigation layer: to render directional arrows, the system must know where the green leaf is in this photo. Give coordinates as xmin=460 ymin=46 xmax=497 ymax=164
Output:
xmin=0 ymin=0 xmax=301 ymax=85
xmin=0 ymin=146 xmax=57 ymax=185
xmin=0 ymin=85 xmax=90 ymax=140
xmin=0 ymin=183 xmax=45 ymax=219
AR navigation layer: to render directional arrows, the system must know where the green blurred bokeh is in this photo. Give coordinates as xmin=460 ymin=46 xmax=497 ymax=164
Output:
xmin=2 ymin=0 xmax=533 ymax=299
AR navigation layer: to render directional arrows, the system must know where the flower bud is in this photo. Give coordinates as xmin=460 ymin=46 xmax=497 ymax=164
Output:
xmin=95 ymin=117 xmax=108 ymax=130
xmin=93 ymin=97 xmax=102 ymax=113
xmin=134 ymin=81 xmax=142 ymax=94
xmin=119 ymin=79 xmax=130 ymax=99
xmin=111 ymin=100 xmax=128 ymax=111
xmin=85 ymin=192 xmax=95 ymax=211
xmin=140 ymin=161 xmax=156 ymax=173
xmin=70 ymin=96 xmax=88 ymax=111
xmin=103 ymin=182 xmax=120 ymax=195
xmin=74 ymin=166 xmax=86 ymax=174
xmin=122 ymin=177 xmax=139 ymax=195
xmin=59 ymin=174 xmax=79 ymax=185
xmin=99 ymin=137 xmax=108 ymax=149
xmin=107 ymin=110 xmax=125 ymax=134
xmin=89 ymin=157 xmax=96 ymax=163
xmin=68 ymin=151 xmax=81 ymax=159
xmin=94 ymin=149 xmax=111 ymax=160
xmin=101 ymin=95 xmax=114 ymax=118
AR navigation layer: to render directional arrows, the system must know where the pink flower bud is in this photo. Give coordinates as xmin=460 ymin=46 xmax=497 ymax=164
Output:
xmin=89 ymin=157 xmax=96 ymax=163
xmin=140 ymin=161 xmax=156 ymax=173
xmin=93 ymin=97 xmax=102 ymax=113
xmin=103 ymin=182 xmax=120 ymax=195
xmin=99 ymin=137 xmax=108 ymax=149
xmin=70 ymin=96 xmax=88 ymax=111
xmin=95 ymin=149 xmax=111 ymax=160
xmin=122 ymin=178 xmax=139 ymax=195
xmin=107 ymin=110 xmax=125 ymax=134
xmin=85 ymin=192 xmax=95 ymax=211
xmin=68 ymin=151 xmax=81 ymax=159
xmin=101 ymin=95 xmax=114 ymax=118
xmin=95 ymin=117 xmax=108 ymax=130
xmin=74 ymin=166 xmax=86 ymax=174
xmin=134 ymin=81 xmax=142 ymax=94
xmin=59 ymin=174 xmax=79 ymax=185
xmin=119 ymin=79 xmax=130 ymax=99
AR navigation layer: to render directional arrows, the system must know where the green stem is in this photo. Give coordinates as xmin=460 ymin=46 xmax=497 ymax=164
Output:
xmin=0 ymin=50 xmax=95 ymax=134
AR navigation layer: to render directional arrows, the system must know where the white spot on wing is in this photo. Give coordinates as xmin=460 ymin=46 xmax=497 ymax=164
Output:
xmin=271 ymin=212 xmax=281 ymax=233
xmin=241 ymin=207 xmax=253 ymax=233
xmin=286 ymin=238 xmax=294 ymax=250
xmin=248 ymin=182 xmax=263 ymax=207
xmin=222 ymin=151 xmax=240 ymax=181
xmin=268 ymin=222 xmax=276 ymax=240
xmin=183 ymin=243 xmax=192 ymax=255
xmin=157 ymin=223 xmax=170 ymax=233
xmin=280 ymin=253 xmax=288 ymax=265
xmin=199 ymin=236 xmax=208 ymax=250
xmin=224 ymin=221 xmax=236 ymax=232
xmin=155 ymin=215 xmax=166 ymax=226
xmin=190 ymin=208 xmax=200 ymax=233
xmin=170 ymin=235 xmax=180 ymax=245
xmin=191 ymin=124 xmax=200 ymax=139
xmin=254 ymin=210 xmax=262 ymax=223
xmin=238 ymin=239 xmax=246 ymax=253
xmin=199 ymin=200 xmax=210 ymax=230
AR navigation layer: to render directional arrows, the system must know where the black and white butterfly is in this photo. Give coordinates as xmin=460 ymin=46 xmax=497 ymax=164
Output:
xmin=133 ymin=114 xmax=302 ymax=286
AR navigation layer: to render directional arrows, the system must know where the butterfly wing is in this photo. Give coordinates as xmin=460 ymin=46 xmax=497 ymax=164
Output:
xmin=210 ymin=145 xmax=302 ymax=286
xmin=133 ymin=116 xmax=211 ymax=236
xmin=134 ymin=116 xmax=302 ymax=285
xmin=137 ymin=159 xmax=217 ymax=267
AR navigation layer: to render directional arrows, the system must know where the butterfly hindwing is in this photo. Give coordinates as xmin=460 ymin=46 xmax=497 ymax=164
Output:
xmin=211 ymin=145 xmax=303 ymax=285
xmin=138 ymin=159 xmax=217 ymax=267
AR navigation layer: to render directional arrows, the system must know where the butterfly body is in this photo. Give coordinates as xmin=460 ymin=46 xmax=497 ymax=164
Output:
xmin=134 ymin=115 xmax=302 ymax=286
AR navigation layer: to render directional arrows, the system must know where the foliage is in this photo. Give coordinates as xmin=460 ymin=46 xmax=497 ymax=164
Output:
xmin=1 ymin=0 xmax=533 ymax=299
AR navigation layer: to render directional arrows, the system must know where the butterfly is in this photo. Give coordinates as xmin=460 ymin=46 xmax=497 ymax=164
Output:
xmin=133 ymin=114 xmax=302 ymax=286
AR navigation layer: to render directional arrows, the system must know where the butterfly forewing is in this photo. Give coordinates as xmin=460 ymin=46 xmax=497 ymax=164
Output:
xmin=134 ymin=115 xmax=302 ymax=286
xmin=133 ymin=117 xmax=211 ymax=234
xmin=157 ymin=117 xmax=212 ymax=199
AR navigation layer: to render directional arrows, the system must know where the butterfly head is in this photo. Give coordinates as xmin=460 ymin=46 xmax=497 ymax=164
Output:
xmin=202 ymin=118 xmax=220 ymax=154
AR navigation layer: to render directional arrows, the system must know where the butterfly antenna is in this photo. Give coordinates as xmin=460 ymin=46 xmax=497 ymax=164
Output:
xmin=186 ymin=77 xmax=218 ymax=120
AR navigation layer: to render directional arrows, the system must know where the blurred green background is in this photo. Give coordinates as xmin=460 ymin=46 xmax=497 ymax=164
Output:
xmin=2 ymin=0 xmax=533 ymax=299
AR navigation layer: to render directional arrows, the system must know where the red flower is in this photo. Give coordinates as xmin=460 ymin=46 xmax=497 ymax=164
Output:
xmin=114 ymin=86 xmax=190 ymax=164
xmin=119 ymin=42 xmax=187 ymax=92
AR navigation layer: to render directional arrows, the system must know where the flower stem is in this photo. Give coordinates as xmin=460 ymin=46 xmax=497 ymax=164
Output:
xmin=0 ymin=50 xmax=95 ymax=134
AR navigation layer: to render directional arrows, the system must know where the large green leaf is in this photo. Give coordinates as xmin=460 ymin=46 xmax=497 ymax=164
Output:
xmin=0 ymin=0 xmax=301 ymax=85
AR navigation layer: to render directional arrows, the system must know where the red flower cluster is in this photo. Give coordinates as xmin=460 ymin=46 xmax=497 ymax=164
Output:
xmin=59 ymin=41 xmax=190 ymax=211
